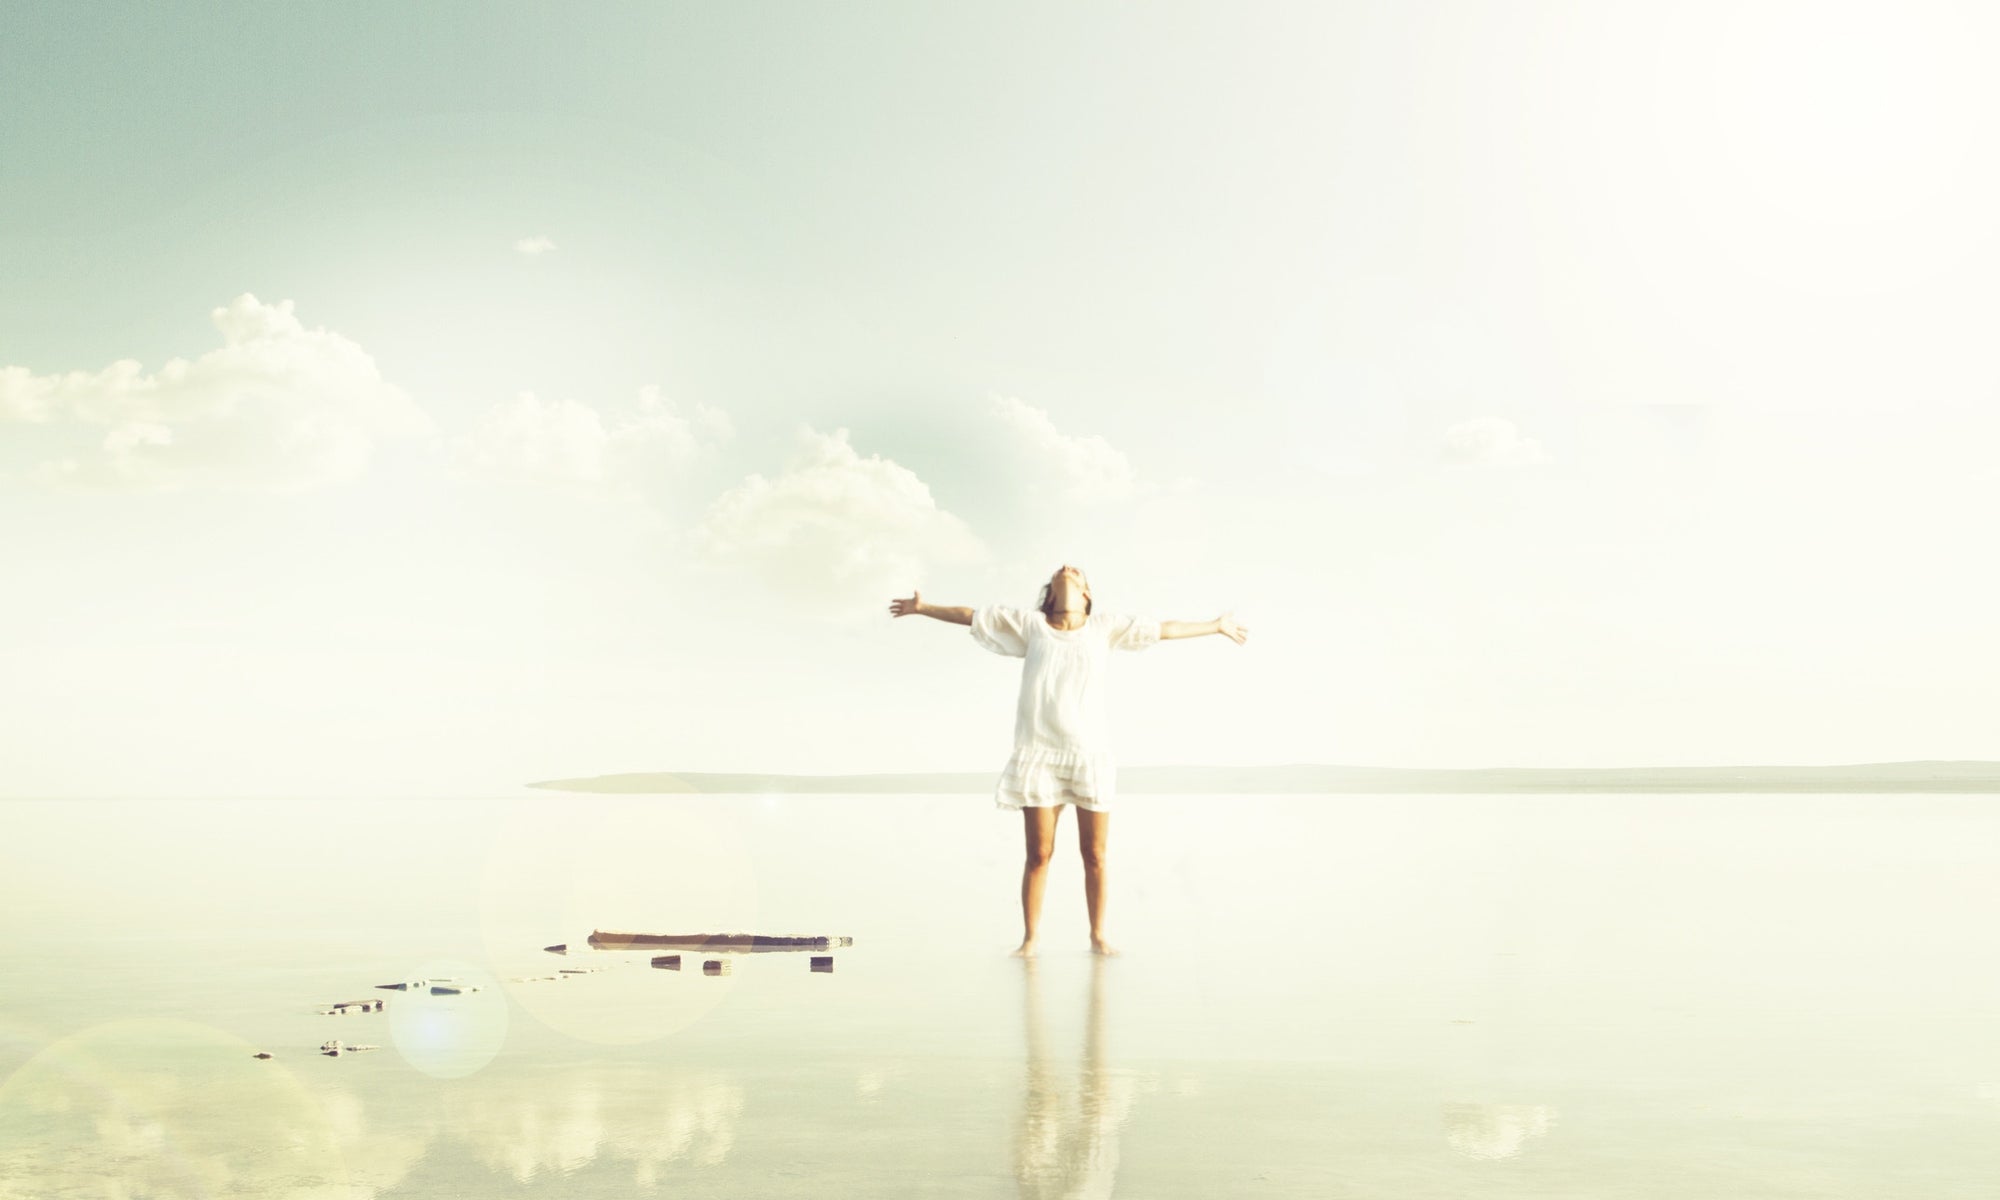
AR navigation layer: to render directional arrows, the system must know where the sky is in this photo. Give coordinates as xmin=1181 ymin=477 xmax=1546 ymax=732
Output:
xmin=3 ymin=1 xmax=1998 ymax=797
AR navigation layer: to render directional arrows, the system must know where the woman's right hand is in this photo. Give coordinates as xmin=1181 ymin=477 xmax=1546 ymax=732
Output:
xmin=888 ymin=591 xmax=923 ymax=618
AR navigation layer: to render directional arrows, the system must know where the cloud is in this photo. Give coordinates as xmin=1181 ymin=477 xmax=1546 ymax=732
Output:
xmin=454 ymin=386 xmax=731 ymax=497
xmin=457 ymin=393 xmax=607 ymax=485
xmin=1 ymin=294 xmax=432 ymax=492
xmin=514 ymin=235 xmax=557 ymax=256
xmin=610 ymin=386 xmax=734 ymax=480
xmin=0 ymin=367 xmax=64 ymax=422
xmin=990 ymin=396 xmax=1137 ymax=502
xmin=693 ymin=426 xmax=985 ymax=612
xmin=1442 ymin=417 xmax=1552 ymax=467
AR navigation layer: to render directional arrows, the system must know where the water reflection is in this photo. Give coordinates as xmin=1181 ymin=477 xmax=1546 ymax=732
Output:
xmin=1014 ymin=957 xmax=1144 ymax=1198
xmin=481 ymin=797 xmax=757 ymax=1046
xmin=1442 ymin=1102 xmax=1556 ymax=1160
xmin=0 ymin=1019 xmax=744 ymax=1198
xmin=444 ymin=1064 xmax=744 ymax=1184
xmin=0 ymin=1018 xmax=420 ymax=1199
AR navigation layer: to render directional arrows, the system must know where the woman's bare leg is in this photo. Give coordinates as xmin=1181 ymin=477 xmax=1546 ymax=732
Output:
xmin=1015 ymin=805 xmax=1062 ymax=957
xmin=1077 ymin=807 xmax=1117 ymax=956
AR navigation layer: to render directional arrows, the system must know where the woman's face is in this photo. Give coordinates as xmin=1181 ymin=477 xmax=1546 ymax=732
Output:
xmin=1045 ymin=564 xmax=1090 ymax=612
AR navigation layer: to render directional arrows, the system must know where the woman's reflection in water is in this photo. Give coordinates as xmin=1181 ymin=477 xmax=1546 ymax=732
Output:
xmin=1014 ymin=956 xmax=1139 ymax=1198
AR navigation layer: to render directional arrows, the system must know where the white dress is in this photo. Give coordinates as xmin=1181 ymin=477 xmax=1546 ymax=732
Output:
xmin=970 ymin=605 xmax=1161 ymax=812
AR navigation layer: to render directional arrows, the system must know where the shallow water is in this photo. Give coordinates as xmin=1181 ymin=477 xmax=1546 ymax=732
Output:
xmin=2 ymin=793 xmax=1997 ymax=1197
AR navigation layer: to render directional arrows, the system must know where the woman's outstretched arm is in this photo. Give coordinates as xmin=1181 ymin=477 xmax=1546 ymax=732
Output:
xmin=1159 ymin=613 xmax=1249 ymax=644
xmin=888 ymin=590 xmax=973 ymax=626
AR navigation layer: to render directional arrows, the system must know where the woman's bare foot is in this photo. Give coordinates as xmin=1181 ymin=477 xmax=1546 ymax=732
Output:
xmin=1090 ymin=937 xmax=1119 ymax=957
xmin=1012 ymin=939 xmax=1038 ymax=958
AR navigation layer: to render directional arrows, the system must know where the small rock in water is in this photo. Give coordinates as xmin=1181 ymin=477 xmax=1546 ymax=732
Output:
xmin=544 ymin=943 xmax=567 ymax=955
xmin=651 ymin=955 xmax=682 ymax=970
xmin=430 ymin=985 xmax=479 ymax=995
xmin=810 ymin=956 xmax=834 ymax=973
xmin=321 ymin=1040 xmax=379 ymax=1056
xmin=252 ymin=1051 xmax=273 ymax=1060
xmin=702 ymin=959 xmax=731 ymax=976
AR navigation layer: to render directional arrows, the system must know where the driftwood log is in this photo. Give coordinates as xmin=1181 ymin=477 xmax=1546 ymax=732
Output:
xmin=589 ymin=931 xmax=853 ymax=953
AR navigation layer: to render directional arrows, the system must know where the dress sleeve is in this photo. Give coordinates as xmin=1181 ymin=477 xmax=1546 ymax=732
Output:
xmin=970 ymin=604 xmax=1031 ymax=658
xmin=1106 ymin=613 xmax=1161 ymax=652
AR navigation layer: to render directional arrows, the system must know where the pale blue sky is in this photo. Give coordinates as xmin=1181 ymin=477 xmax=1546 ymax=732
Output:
xmin=4 ymin=2 xmax=1998 ymax=795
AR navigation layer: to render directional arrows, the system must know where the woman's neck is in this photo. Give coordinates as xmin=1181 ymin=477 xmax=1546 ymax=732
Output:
xmin=1046 ymin=607 xmax=1086 ymax=630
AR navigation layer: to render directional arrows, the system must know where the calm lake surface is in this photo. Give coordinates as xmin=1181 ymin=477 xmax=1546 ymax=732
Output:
xmin=2 ymin=792 xmax=1997 ymax=1197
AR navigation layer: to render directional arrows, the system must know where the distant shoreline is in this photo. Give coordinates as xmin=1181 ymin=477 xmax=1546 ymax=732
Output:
xmin=527 ymin=760 xmax=2000 ymax=795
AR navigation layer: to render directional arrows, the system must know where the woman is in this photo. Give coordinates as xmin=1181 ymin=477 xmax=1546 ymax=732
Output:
xmin=889 ymin=565 xmax=1248 ymax=956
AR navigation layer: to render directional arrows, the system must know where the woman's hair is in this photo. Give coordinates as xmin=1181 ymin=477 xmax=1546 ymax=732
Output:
xmin=1037 ymin=567 xmax=1092 ymax=617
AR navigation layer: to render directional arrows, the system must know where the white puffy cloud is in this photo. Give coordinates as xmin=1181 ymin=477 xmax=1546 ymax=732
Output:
xmin=455 ymin=386 xmax=731 ymax=496
xmin=1442 ymin=417 xmax=1552 ymax=467
xmin=2 ymin=294 xmax=432 ymax=492
xmin=457 ymin=392 xmax=609 ymax=485
xmin=514 ymin=235 xmax=557 ymax=256
xmin=611 ymin=386 xmax=734 ymax=479
xmin=693 ymin=426 xmax=985 ymax=612
xmin=991 ymin=395 xmax=1137 ymax=502
xmin=0 ymin=367 xmax=63 ymax=422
